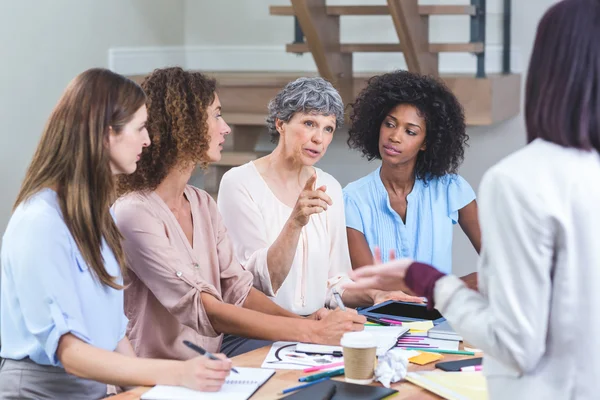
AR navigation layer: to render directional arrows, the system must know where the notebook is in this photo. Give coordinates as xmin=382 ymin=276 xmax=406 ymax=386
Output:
xmin=428 ymin=320 xmax=463 ymax=341
xmin=141 ymin=367 xmax=275 ymax=400
xmin=405 ymin=371 xmax=487 ymax=400
xmin=281 ymin=379 xmax=398 ymax=400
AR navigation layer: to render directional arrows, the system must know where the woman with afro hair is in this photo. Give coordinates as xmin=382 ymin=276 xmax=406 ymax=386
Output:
xmin=343 ymin=70 xmax=480 ymax=288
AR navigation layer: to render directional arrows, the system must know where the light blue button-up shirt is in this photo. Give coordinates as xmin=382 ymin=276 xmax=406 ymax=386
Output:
xmin=1 ymin=189 xmax=128 ymax=366
xmin=343 ymin=167 xmax=475 ymax=274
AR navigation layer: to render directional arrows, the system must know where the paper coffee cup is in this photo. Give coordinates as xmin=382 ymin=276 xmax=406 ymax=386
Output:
xmin=341 ymin=331 xmax=377 ymax=384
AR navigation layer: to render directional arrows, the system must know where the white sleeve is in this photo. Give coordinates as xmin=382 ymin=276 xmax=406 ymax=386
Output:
xmin=217 ymin=169 xmax=276 ymax=297
xmin=433 ymin=167 xmax=555 ymax=374
xmin=324 ymin=178 xmax=354 ymax=308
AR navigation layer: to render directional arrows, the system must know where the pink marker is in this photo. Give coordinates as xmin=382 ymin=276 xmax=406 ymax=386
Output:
xmin=379 ymin=318 xmax=403 ymax=325
xmin=460 ymin=365 xmax=482 ymax=372
xmin=303 ymin=361 xmax=345 ymax=373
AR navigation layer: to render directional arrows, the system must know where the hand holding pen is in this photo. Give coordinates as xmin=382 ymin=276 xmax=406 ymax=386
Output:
xmin=177 ymin=341 xmax=234 ymax=392
xmin=183 ymin=340 xmax=239 ymax=373
xmin=307 ymin=289 xmax=365 ymax=345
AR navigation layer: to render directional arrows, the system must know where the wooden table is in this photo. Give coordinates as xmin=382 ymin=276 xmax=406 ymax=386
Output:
xmin=112 ymin=345 xmax=476 ymax=400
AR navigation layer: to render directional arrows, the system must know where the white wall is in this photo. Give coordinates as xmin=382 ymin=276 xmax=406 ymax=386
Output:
xmin=184 ymin=0 xmax=557 ymax=276
xmin=0 ymin=0 xmax=185 ymax=238
xmin=1 ymin=0 xmax=559 ymax=277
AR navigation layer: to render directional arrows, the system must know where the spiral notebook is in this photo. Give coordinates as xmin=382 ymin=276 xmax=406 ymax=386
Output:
xmin=141 ymin=367 xmax=275 ymax=400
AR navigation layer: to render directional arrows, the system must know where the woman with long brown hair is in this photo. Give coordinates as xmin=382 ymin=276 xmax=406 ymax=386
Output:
xmin=0 ymin=69 xmax=232 ymax=399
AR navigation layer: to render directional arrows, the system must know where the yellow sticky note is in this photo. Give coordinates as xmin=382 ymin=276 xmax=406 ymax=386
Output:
xmin=409 ymin=352 xmax=443 ymax=365
xmin=404 ymin=320 xmax=434 ymax=333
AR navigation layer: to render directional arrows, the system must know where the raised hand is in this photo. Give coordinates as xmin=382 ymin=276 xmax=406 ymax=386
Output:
xmin=345 ymin=246 xmax=415 ymax=293
xmin=289 ymin=174 xmax=333 ymax=228
xmin=370 ymin=247 xmax=422 ymax=302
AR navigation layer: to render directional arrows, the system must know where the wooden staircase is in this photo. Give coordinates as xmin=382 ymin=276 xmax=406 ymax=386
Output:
xmin=267 ymin=0 xmax=520 ymax=122
xmin=130 ymin=0 xmax=520 ymax=197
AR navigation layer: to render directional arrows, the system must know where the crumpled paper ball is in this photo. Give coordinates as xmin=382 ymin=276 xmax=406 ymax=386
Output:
xmin=374 ymin=348 xmax=410 ymax=388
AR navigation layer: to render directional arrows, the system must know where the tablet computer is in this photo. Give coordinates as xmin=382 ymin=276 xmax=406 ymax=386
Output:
xmin=359 ymin=300 xmax=445 ymax=324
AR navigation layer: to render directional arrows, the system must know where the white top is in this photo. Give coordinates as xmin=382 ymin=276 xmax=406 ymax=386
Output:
xmin=217 ymin=162 xmax=353 ymax=315
xmin=434 ymin=139 xmax=600 ymax=400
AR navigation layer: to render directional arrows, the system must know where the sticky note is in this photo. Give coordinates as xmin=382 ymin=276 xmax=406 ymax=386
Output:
xmin=409 ymin=352 xmax=443 ymax=365
xmin=403 ymin=321 xmax=434 ymax=333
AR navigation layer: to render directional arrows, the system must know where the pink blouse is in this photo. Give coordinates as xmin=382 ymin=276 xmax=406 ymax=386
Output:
xmin=113 ymin=186 xmax=253 ymax=360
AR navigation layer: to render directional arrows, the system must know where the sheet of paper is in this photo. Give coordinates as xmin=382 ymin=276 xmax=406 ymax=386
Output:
xmin=141 ymin=367 xmax=275 ymax=400
xmin=405 ymin=371 xmax=488 ymax=400
xmin=364 ymin=325 xmax=410 ymax=355
xmin=261 ymin=342 xmax=342 ymax=370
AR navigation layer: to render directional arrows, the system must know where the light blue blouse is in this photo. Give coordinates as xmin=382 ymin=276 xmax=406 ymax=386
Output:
xmin=0 ymin=189 xmax=128 ymax=366
xmin=343 ymin=167 xmax=475 ymax=274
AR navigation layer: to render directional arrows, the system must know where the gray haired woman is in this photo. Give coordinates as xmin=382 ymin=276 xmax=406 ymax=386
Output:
xmin=217 ymin=77 xmax=417 ymax=317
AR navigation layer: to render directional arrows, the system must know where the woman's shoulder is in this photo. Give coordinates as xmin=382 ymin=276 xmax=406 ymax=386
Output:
xmin=114 ymin=191 xmax=155 ymax=214
xmin=314 ymin=167 xmax=343 ymax=194
xmin=4 ymin=190 xmax=72 ymax=250
xmin=220 ymin=161 xmax=257 ymax=185
xmin=186 ymin=185 xmax=216 ymax=206
xmin=343 ymin=168 xmax=380 ymax=198
xmin=424 ymin=173 xmax=471 ymax=191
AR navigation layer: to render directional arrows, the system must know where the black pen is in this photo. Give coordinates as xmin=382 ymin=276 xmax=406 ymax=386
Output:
xmin=183 ymin=340 xmax=239 ymax=373
xmin=366 ymin=316 xmax=392 ymax=326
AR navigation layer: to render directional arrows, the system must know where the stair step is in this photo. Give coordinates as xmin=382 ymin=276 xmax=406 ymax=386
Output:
xmin=270 ymin=5 xmax=476 ymax=17
xmin=225 ymin=113 xmax=266 ymax=126
xmin=286 ymin=42 xmax=484 ymax=54
xmin=130 ymin=71 xmax=521 ymax=126
xmin=213 ymin=151 xmax=258 ymax=167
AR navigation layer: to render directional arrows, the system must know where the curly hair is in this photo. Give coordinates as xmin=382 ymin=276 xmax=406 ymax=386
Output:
xmin=348 ymin=70 xmax=468 ymax=180
xmin=118 ymin=67 xmax=216 ymax=194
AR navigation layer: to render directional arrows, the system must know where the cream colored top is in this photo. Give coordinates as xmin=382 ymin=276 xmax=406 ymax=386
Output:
xmin=217 ymin=162 xmax=353 ymax=315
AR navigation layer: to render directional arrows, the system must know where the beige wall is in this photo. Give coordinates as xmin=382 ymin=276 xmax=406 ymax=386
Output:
xmin=0 ymin=0 xmax=185 ymax=238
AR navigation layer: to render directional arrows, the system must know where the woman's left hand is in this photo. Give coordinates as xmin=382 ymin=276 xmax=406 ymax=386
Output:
xmin=372 ymin=289 xmax=423 ymax=305
xmin=344 ymin=247 xmax=415 ymax=293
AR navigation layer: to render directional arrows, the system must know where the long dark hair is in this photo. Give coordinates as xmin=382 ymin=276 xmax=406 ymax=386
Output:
xmin=15 ymin=68 xmax=146 ymax=289
xmin=526 ymin=0 xmax=600 ymax=152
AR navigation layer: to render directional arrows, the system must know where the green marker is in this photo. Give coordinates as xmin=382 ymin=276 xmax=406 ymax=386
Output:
xmin=299 ymin=368 xmax=345 ymax=382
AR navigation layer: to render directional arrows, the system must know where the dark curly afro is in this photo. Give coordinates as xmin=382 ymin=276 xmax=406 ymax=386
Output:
xmin=118 ymin=67 xmax=216 ymax=194
xmin=348 ymin=70 xmax=468 ymax=180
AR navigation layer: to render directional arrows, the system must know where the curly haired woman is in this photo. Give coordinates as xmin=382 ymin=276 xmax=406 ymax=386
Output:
xmin=343 ymin=70 xmax=480 ymax=288
xmin=114 ymin=68 xmax=365 ymax=361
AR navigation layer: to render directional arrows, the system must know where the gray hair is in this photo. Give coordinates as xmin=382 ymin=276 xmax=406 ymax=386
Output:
xmin=266 ymin=77 xmax=345 ymax=143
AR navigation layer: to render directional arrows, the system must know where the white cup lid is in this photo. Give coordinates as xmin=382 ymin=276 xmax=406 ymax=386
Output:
xmin=340 ymin=331 xmax=377 ymax=349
